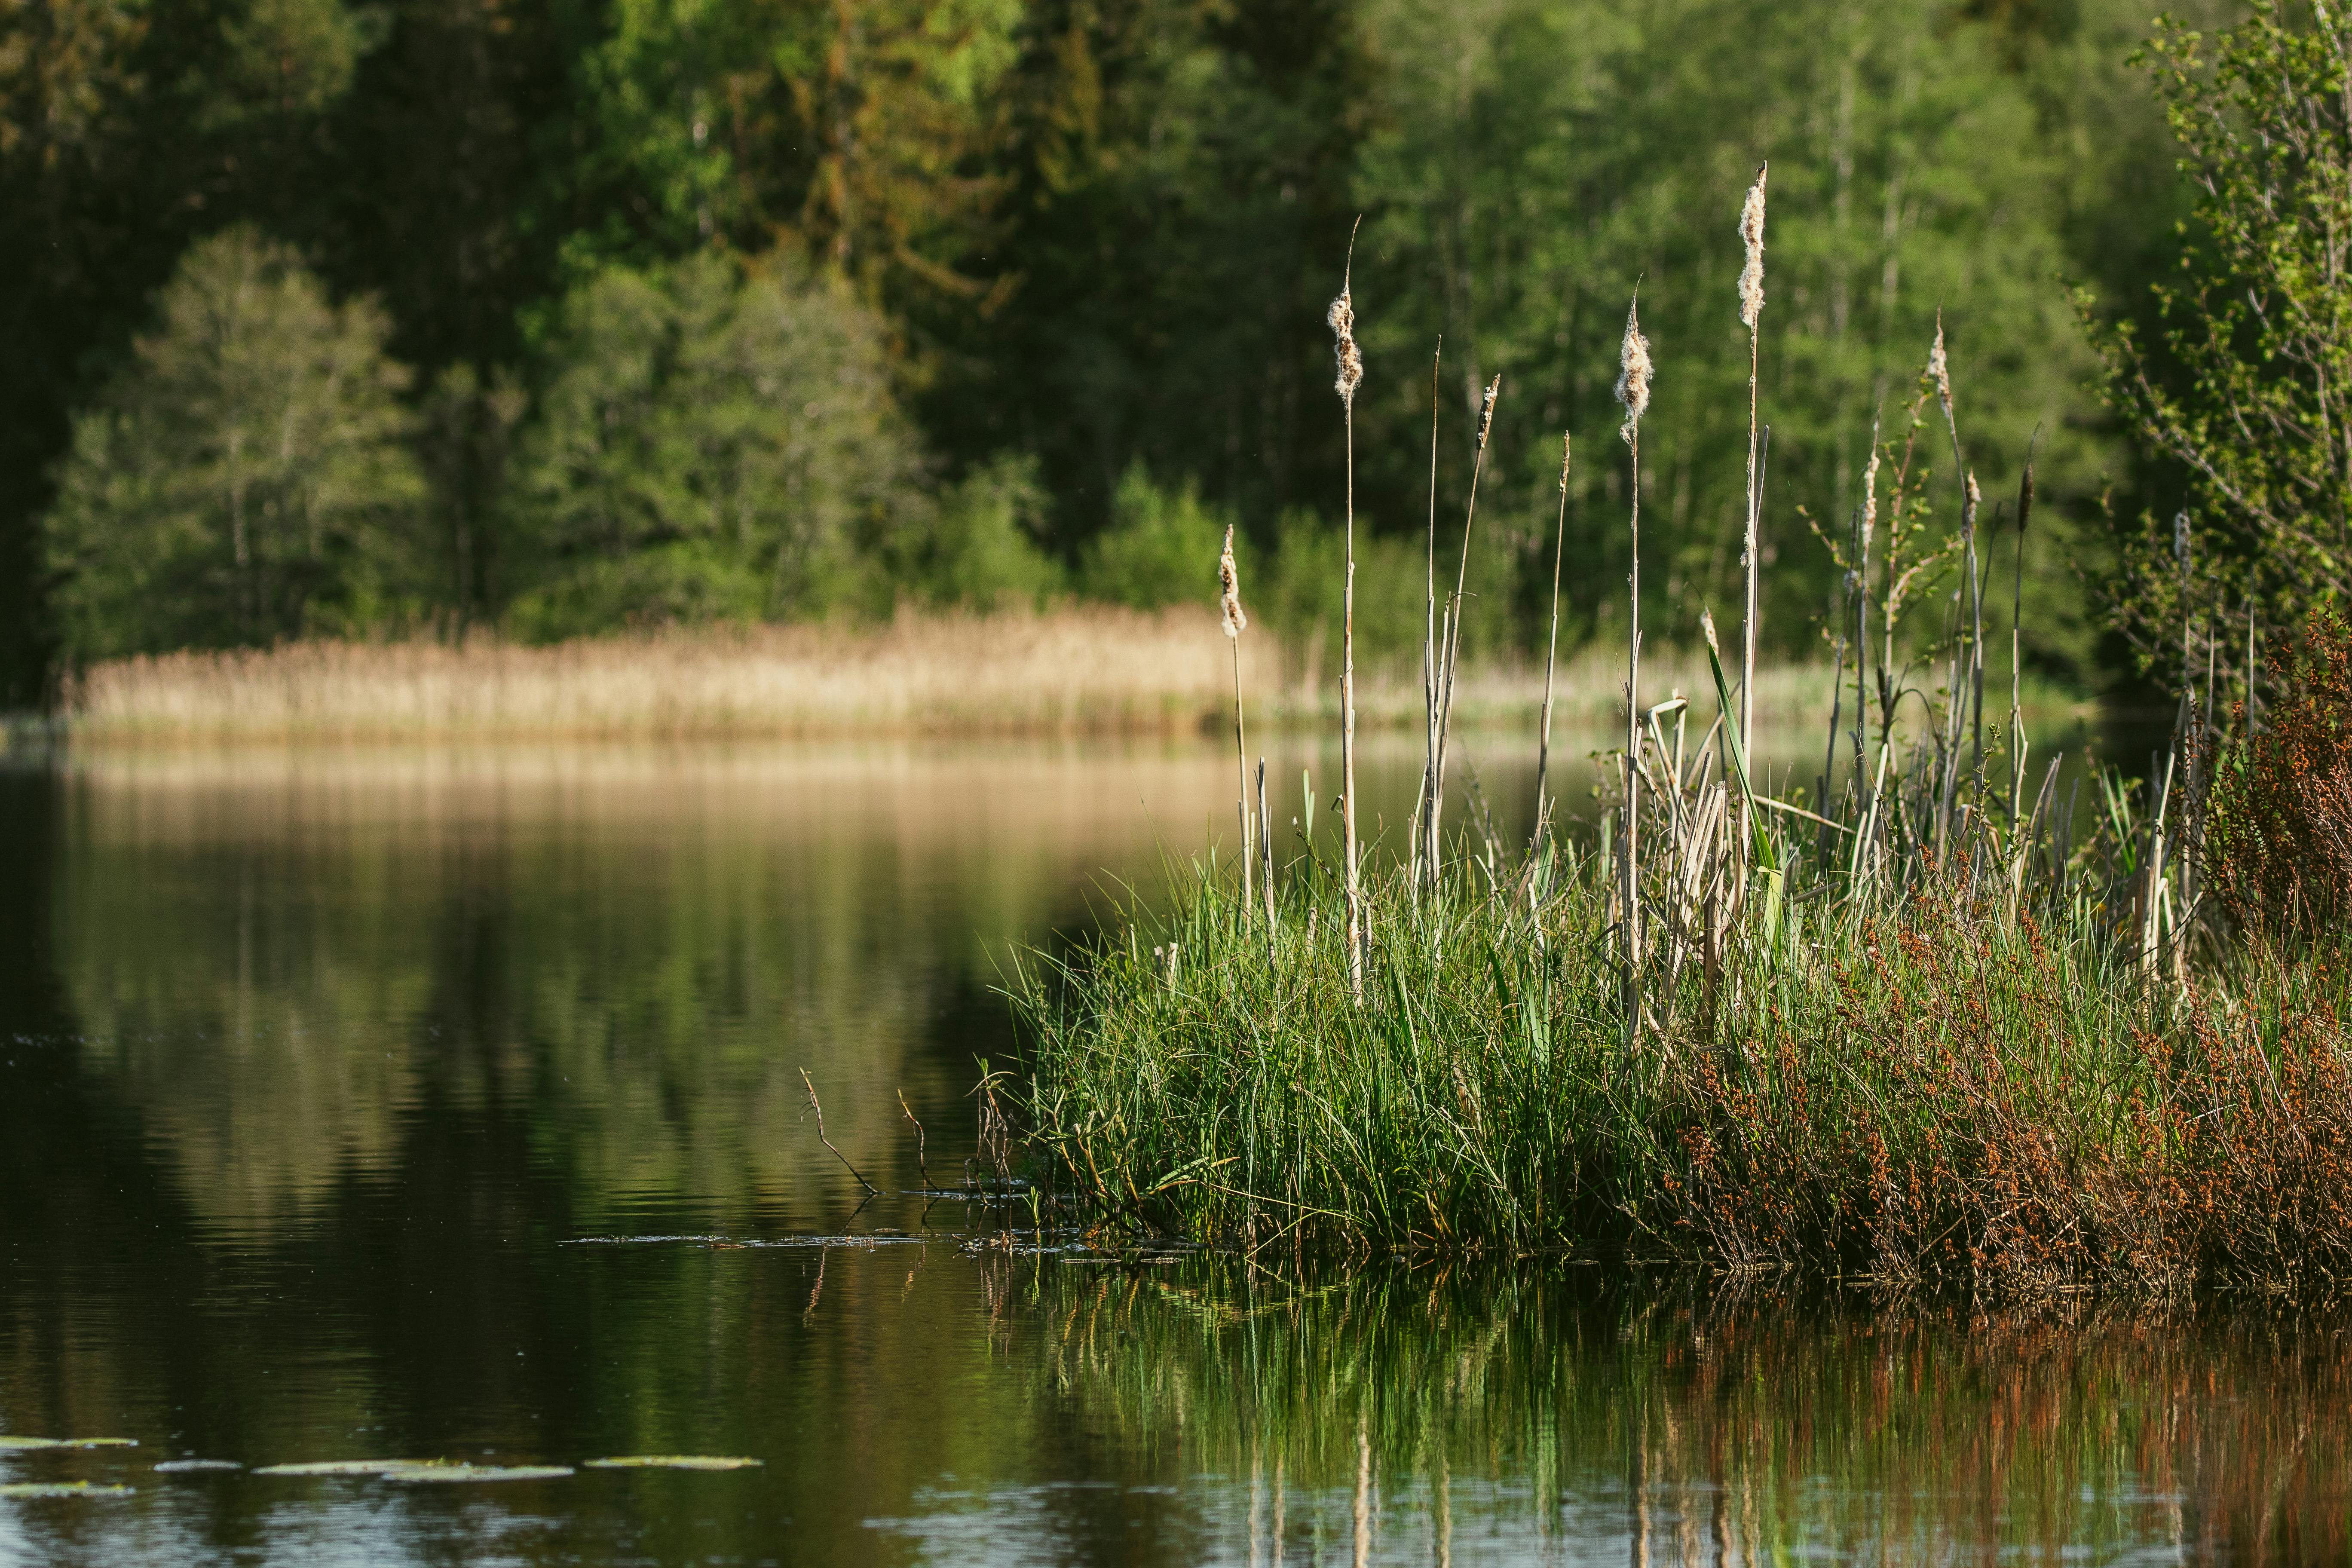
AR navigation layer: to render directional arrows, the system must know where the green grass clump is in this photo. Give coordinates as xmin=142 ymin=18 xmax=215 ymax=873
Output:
xmin=1015 ymin=844 xmax=2352 ymax=1295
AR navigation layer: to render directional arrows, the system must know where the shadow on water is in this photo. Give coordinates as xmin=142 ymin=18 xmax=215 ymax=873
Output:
xmin=0 ymin=735 xmax=2342 ymax=1565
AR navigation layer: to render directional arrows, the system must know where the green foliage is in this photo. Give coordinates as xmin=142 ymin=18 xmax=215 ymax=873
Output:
xmin=503 ymin=254 xmax=924 ymax=637
xmin=1256 ymin=507 xmax=1432 ymax=670
xmin=43 ymin=227 xmax=426 ymax=659
xmin=1078 ymin=466 xmax=1229 ymax=610
xmin=2088 ymin=1 xmax=2352 ymax=662
xmin=896 ymin=453 xmax=1064 ymax=609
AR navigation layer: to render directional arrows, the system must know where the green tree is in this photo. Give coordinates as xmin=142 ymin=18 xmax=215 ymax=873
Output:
xmin=503 ymin=252 xmax=925 ymax=638
xmin=1345 ymin=0 xmax=2112 ymax=674
xmin=43 ymin=226 xmax=427 ymax=659
xmin=2088 ymin=0 xmax=2352 ymax=665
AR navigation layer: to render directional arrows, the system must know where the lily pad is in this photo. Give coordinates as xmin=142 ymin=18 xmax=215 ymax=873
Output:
xmin=253 ymin=1459 xmax=435 ymax=1477
xmin=582 ymin=1455 xmax=764 ymax=1471
xmin=0 ymin=1437 xmax=136 ymax=1452
xmin=0 ymin=1482 xmax=134 ymax=1499
xmin=383 ymin=1464 xmax=574 ymax=1484
xmin=154 ymin=1460 xmax=242 ymax=1473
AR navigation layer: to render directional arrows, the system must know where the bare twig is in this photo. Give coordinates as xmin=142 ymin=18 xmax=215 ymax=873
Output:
xmin=800 ymin=1068 xmax=879 ymax=1194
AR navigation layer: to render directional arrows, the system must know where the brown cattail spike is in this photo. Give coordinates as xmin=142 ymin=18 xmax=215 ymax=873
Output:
xmin=1477 ymin=375 xmax=1500 ymax=450
xmin=1737 ymin=163 xmax=1768 ymax=329
xmin=1860 ymin=449 xmax=1880 ymax=555
xmin=1329 ymin=224 xmax=1364 ymax=410
xmin=1929 ymin=315 xmax=1953 ymax=421
xmin=1218 ymin=524 xmax=1246 ymax=640
xmin=2016 ymin=462 xmax=2035 ymax=537
xmin=1614 ymin=300 xmax=1652 ymax=443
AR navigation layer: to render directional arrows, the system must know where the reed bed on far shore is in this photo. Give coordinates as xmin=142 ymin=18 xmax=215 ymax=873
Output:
xmin=43 ymin=607 xmax=1945 ymax=744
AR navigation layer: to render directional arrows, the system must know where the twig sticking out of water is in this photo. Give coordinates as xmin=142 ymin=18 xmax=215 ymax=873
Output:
xmin=897 ymin=1088 xmax=930 ymax=1192
xmin=799 ymin=1069 xmax=879 ymax=1195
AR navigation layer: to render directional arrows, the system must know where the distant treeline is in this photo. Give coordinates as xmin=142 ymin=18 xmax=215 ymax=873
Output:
xmin=0 ymin=0 xmax=2223 ymax=694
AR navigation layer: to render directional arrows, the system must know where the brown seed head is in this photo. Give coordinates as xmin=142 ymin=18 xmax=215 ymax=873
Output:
xmin=1614 ymin=300 xmax=1652 ymax=443
xmin=1861 ymin=449 xmax=1880 ymax=556
xmin=1737 ymin=163 xmax=1768 ymax=329
xmin=1328 ymin=290 xmax=1362 ymax=407
xmin=1476 ymin=375 xmax=1500 ymax=450
xmin=1558 ymin=430 xmax=1573 ymax=494
xmin=1929 ymin=316 xmax=1953 ymax=420
xmin=1218 ymin=524 xmax=1246 ymax=639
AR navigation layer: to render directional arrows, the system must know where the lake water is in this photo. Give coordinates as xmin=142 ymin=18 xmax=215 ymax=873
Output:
xmin=4 ymin=732 xmax=2339 ymax=1566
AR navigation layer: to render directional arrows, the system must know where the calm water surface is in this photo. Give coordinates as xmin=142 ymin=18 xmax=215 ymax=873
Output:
xmin=1 ymin=732 xmax=2340 ymax=1566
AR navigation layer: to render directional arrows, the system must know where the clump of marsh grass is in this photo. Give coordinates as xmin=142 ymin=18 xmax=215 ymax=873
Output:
xmin=1014 ymin=215 xmax=2312 ymax=1295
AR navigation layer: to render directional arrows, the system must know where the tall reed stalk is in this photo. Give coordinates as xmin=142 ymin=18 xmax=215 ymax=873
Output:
xmin=1219 ymin=524 xmax=1251 ymax=909
xmin=1432 ymin=376 xmax=1502 ymax=887
xmin=1420 ymin=346 xmax=1442 ymax=894
xmin=1738 ymin=165 xmax=1769 ymax=819
xmin=1329 ymin=234 xmax=1366 ymax=1001
xmin=1615 ymin=298 xmax=1652 ymax=1050
xmin=1532 ymin=432 xmax=1572 ymax=853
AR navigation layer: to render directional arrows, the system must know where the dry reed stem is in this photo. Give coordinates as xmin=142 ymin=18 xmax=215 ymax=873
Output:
xmin=1222 ymin=524 xmax=1252 ymax=910
xmin=1533 ymin=431 xmax=1572 ymax=851
xmin=1617 ymin=296 xmax=1652 ymax=1053
xmin=1331 ymin=224 xmax=1365 ymax=1001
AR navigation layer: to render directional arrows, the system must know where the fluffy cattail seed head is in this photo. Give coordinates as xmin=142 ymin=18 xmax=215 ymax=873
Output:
xmin=1964 ymin=470 xmax=1981 ymax=525
xmin=1737 ymin=163 xmax=1768 ymax=329
xmin=2174 ymin=509 xmax=2192 ymax=570
xmin=1929 ymin=317 xmax=1953 ymax=420
xmin=1328 ymin=290 xmax=1362 ymax=407
xmin=1614 ymin=300 xmax=1652 ymax=444
xmin=1218 ymin=524 xmax=1246 ymax=639
xmin=1476 ymin=376 xmax=1500 ymax=450
xmin=1558 ymin=430 xmax=1573 ymax=494
xmin=1860 ymin=449 xmax=1880 ymax=556
xmin=1701 ymin=606 xmax=1721 ymax=655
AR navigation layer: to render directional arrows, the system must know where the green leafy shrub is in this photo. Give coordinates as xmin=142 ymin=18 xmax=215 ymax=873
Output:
xmin=897 ymin=453 xmax=1063 ymax=609
xmin=1079 ymin=465 xmax=1229 ymax=610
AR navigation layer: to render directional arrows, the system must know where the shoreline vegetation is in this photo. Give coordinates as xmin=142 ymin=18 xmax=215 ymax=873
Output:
xmin=1013 ymin=14 xmax=2352 ymax=1298
xmin=24 ymin=607 xmax=2022 ymax=745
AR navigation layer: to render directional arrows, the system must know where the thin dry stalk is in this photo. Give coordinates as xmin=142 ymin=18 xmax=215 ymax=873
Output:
xmin=1739 ymin=162 xmax=1769 ymax=790
xmin=800 ymin=1068 xmax=879 ymax=1195
xmin=1258 ymin=758 xmax=1276 ymax=963
xmin=1329 ymin=223 xmax=1366 ymax=1001
xmin=1433 ymin=374 xmax=1503 ymax=885
xmin=1533 ymin=431 xmax=1572 ymax=851
xmin=897 ymin=1087 xmax=930 ymax=1192
xmin=1221 ymin=523 xmax=1252 ymax=909
xmin=1421 ymin=344 xmax=1443 ymax=894
xmin=1616 ymin=295 xmax=1653 ymax=1054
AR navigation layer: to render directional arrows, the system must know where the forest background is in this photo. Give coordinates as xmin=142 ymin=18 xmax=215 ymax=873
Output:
xmin=0 ymin=0 xmax=2222 ymax=707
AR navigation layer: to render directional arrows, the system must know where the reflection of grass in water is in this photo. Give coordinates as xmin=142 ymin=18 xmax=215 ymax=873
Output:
xmin=1023 ymin=1257 xmax=2352 ymax=1561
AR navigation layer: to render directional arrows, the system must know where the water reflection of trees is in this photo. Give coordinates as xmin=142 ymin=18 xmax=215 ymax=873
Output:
xmin=51 ymin=743 xmax=1311 ymax=1232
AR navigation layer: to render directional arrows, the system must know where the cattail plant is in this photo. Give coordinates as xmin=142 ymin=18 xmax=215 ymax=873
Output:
xmin=1615 ymin=297 xmax=1652 ymax=1050
xmin=1329 ymin=231 xmax=1366 ymax=1001
xmin=1532 ymin=431 xmax=1572 ymax=855
xmin=1430 ymin=374 xmax=1503 ymax=889
xmin=1420 ymin=345 xmax=1442 ymax=896
xmin=1738 ymin=164 xmax=1768 ymax=783
xmin=1929 ymin=315 xmax=1985 ymax=776
xmin=1219 ymin=523 xmax=1252 ymax=910
xmin=2009 ymin=455 xmax=2034 ymax=821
